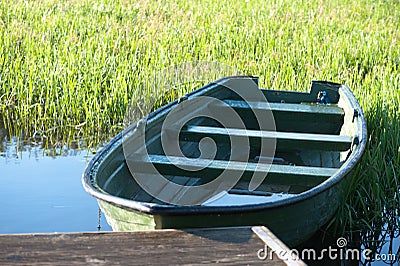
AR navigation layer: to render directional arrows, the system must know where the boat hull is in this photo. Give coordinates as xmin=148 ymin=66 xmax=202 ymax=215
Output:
xmin=83 ymin=76 xmax=366 ymax=247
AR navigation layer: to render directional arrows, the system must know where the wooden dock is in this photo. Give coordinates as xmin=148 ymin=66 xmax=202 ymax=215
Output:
xmin=0 ymin=226 xmax=305 ymax=265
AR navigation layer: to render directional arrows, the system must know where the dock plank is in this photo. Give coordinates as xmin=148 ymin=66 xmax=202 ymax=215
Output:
xmin=0 ymin=227 xmax=303 ymax=265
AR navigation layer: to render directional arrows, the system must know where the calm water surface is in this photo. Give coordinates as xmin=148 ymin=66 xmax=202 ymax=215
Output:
xmin=0 ymin=137 xmax=111 ymax=233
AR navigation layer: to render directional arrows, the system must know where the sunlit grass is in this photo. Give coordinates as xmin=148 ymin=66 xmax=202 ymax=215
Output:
xmin=0 ymin=0 xmax=399 ymax=245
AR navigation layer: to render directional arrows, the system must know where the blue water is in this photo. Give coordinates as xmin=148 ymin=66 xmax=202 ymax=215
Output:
xmin=0 ymin=137 xmax=111 ymax=234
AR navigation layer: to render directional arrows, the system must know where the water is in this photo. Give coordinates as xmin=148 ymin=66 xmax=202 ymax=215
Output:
xmin=0 ymin=137 xmax=111 ymax=234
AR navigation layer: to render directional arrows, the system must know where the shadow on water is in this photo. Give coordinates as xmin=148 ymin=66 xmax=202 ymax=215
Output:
xmin=0 ymin=124 xmax=111 ymax=234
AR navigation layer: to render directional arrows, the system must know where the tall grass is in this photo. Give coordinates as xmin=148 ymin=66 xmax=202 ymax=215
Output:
xmin=0 ymin=0 xmax=399 ymax=247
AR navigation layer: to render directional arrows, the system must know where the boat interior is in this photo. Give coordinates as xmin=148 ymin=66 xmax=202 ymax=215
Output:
xmin=95 ymin=78 xmax=360 ymax=206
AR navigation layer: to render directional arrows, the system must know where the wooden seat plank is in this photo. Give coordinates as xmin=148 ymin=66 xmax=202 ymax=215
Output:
xmin=180 ymin=125 xmax=352 ymax=151
xmin=214 ymin=100 xmax=344 ymax=134
xmin=222 ymin=100 xmax=344 ymax=116
xmin=126 ymin=154 xmax=337 ymax=187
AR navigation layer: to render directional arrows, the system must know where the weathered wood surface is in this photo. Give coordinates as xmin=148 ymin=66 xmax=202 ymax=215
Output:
xmin=252 ymin=226 xmax=306 ymax=266
xmin=0 ymin=226 xmax=303 ymax=265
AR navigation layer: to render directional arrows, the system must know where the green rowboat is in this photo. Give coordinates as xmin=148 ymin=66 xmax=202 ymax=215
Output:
xmin=83 ymin=76 xmax=366 ymax=246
